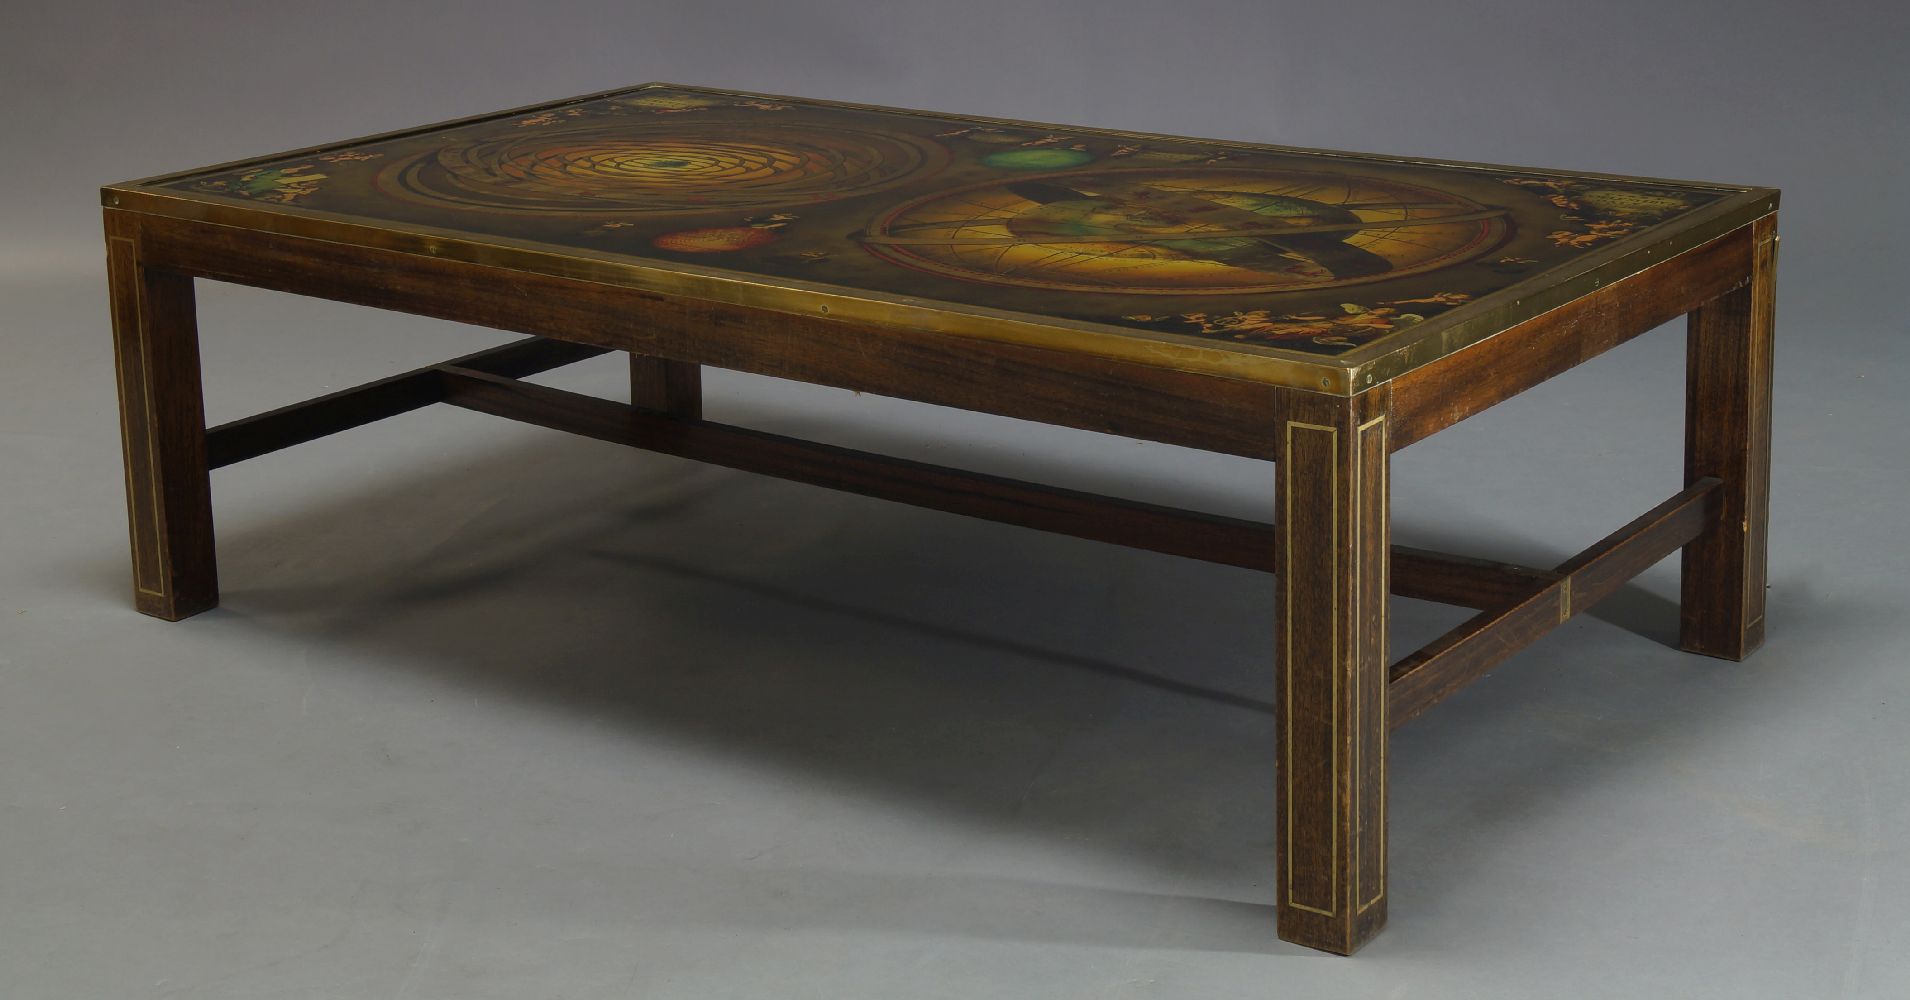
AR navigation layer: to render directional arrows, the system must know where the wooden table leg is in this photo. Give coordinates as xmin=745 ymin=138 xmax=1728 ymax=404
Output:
xmin=106 ymin=213 xmax=217 ymax=620
xmin=1275 ymin=388 xmax=1390 ymax=954
xmin=1681 ymin=214 xmax=1777 ymax=660
xmin=630 ymin=355 xmax=702 ymax=418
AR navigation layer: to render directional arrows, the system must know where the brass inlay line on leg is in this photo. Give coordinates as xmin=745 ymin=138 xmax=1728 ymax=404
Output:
xmin=108 ymin=238 xmax=151 ymax=595
xmin=1378 ymin=411 xmax=1387 ymax=904
xmin=1284 ymin=419 xmax=1339 ymax=919
xmin=136 ymin=262 xmax=170 ymax=597
xmin=1356 ymin=413 xmax=1386 ymax=916
xmin=1742 ymin=227 xmax=1774 ymax=641
xmin=112 ymin=236 xmax=165 ymax=598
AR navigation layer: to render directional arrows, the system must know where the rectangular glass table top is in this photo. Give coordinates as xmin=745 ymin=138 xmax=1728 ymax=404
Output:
xmin=108 ymin=84 xmax=1776 ymax=389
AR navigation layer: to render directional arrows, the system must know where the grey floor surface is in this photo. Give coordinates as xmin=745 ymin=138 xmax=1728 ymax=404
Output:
xmin=4 ymin=266 xmax=1909 ymax=998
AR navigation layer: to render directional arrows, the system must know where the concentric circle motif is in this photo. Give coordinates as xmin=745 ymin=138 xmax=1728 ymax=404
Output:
xmin=859 ymin=167 xmax=1510 ymax=294
xmin=374 ymin=122 xmax=946 ymax=216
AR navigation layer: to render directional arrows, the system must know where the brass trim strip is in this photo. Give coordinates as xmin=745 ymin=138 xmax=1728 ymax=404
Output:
xmin=112 ymin=197 xmax=1347 ymax=391
xmin=1376 ymin=411 xmax=1388 ymax=908
xmin=1339 ymin=199 xmax=1778 ymax=389
xmin=126 ymin=238 xmax=169 ymax=597
xmin=1742 ymin=218 xmax=1778 ymax=638
xmin=1356 ymin=413 xmax=1387 ymax=916
xmin=101 ymin=84 xmax=1780 ymax=396
xmin=673 ymin=83 xmax=1761 ymax=193
xmin=105 ymin=83 xmax=658 ymax=191
xmin=109 ymin=236 xmax=166 ymax=598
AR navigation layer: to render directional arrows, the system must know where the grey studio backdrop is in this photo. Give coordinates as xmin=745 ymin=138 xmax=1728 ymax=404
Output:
xmin=3 ymin=1 xmax=1907 ymax=997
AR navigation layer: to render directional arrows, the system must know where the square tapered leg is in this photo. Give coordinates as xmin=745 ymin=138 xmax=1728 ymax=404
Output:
xmin=1275 ymin=388 xmax=1391 ymax=954
xmin=106 ymin=212 xmax=217 ymax=621
xmin=630 ymin=355 xmax=701 ymax=418
xmin=1681 ymin=214 xmax=1776 ymax=659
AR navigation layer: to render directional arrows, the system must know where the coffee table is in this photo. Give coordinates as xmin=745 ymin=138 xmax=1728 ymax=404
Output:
xmin=101 ymin=84 xmax=1776 ymax=954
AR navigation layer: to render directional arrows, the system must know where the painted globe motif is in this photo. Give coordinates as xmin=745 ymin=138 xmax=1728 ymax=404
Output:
xmin=861 ymin=168 xmax=1510 ymax=294
xmin=1008 ymin=191 xmax=1366 ymax=264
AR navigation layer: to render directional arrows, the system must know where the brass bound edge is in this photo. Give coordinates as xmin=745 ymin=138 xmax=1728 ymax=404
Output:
xmin=101 ymin=83 xmax=1780 ymax=396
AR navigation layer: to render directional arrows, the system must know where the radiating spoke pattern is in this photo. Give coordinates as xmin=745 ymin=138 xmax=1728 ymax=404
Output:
xmin=374 ymin=122 xmax=946 ymax=215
